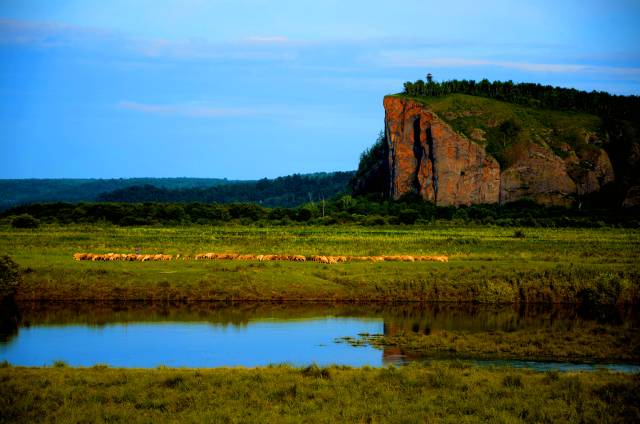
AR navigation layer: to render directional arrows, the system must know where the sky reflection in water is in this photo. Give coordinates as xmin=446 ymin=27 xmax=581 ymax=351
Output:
xmin=0 ymin=318 xmax=383 ymax=367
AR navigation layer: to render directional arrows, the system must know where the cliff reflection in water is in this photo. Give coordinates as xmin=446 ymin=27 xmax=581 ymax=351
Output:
xmin=6 ymin=300 xmax=636 ymax=337
xmin=1 ymin=301 xmax=636 ymax=368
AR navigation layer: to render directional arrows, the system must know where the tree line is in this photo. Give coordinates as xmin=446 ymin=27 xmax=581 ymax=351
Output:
xmin=4 ymin=195 xmax=638 ymax=228
xmin=402 ymin=78 xmax=640 ymax=123
xmin=0 ymin=177 xmax=233 ymax=211
xmin=97 ymin=172 xmax=353 ymax=208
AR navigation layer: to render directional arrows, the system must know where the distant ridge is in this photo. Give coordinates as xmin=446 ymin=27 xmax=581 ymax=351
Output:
xmin=97 ymin=172 xmax=354 ymax=208
xmin=0 ymin=172 xmax=354 ymax=210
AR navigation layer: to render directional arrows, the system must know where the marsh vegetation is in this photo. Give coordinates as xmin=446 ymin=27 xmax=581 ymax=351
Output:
xmin=2 ymin=363 xmax=639 ymax=423
xmin=1 ymin=224 xmax=637 ymax=303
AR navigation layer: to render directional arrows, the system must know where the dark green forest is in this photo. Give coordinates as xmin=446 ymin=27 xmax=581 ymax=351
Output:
xmin=0 ymin=178 xmax=233 ymax=211
xmin=0 ymin=173 xmax=352 ymax=211
xmin=3 ymin=196 xmax=638 ymax=228
xmin=349 ymin=132 xmax=388 ymax=200
xmin=401 ymin=78 xmax=640 ymax=122
xmin=97 ymin=172 xmax=353 ymax=208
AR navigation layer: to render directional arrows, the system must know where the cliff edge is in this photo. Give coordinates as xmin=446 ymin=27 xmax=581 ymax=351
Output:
xmin=384 ymin=95 xmax=615 ymax=206
xmin=384 ymin=96 xmax=500 ymax=206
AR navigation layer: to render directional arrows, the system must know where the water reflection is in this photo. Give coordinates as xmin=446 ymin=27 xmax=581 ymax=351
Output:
xmin=1 ymin=318 xmax=383 ymax=368
xmin=8 ymin=301 xmax=638 ymax=332
xmin=0 ymin=301 xmax=637 ymax=370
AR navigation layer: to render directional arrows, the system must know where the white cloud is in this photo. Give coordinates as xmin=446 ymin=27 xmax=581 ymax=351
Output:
xmin=0 ymin=19 xmax=299 ymax=62
xmin=3 ymin=18 xmax=639 ymax=81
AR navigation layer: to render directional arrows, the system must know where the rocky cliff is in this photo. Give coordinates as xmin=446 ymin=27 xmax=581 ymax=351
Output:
xmin=384 ymin=97 xmax=500 ymax=206
xmin=384 ymin=96 xmax=615 ymax=206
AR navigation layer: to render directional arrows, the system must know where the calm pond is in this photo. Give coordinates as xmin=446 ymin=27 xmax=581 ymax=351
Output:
xmin=1 ymin=302 xmax=638 ymax=372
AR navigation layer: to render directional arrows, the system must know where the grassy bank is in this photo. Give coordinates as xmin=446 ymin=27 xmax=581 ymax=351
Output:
xmin=1 ymin=363 xmax=638 ymax=423
xmin=1 ymin=224 xmax=638 ymax=303
xmin=341 ymin=321 xmax=640 ymax=363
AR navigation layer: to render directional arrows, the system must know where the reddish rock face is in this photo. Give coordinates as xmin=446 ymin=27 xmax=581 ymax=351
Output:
xmin=384 ymin=96 xmax=500 ymax=206
xmin=384 ymin=96 xmax=616 ymax=207
xmin=565 ymin=148 xmax=615 ymax=196
xmin=500 ymin=143 xmax=577 ymax=206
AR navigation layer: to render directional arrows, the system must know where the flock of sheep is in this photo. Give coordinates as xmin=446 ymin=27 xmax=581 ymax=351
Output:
xmin=73 ymin=252 xmax=448 ymax=263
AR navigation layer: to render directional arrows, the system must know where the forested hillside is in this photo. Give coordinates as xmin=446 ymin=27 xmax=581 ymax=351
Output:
xmin=0 ymin=178 xmax=233 ymax=211
xmin=0 ymin=172 xmax=353 ymax=210
xmin=98 ymin=172 xmax=353 ymax=208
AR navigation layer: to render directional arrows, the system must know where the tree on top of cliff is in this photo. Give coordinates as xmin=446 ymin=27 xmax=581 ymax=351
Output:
xmin=401 ymin=78 xmax=640 ymax=124
xmin=349 ymin=131 xmax=388 ymax=199
xmin=400 ymin=78 xmax=640 ymax=203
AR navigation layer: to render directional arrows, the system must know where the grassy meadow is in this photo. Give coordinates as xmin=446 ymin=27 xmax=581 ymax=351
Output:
xmin=1 ymin=363 xmax=639 ymax=423
xmin=1 ymin=223 xmax=638 ymax=303
xmin=2 ymin=220 xmax=639 ymax=423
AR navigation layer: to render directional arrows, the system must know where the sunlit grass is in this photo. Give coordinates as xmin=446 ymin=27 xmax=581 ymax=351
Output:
xmin=1 ymin=363 xmax=638 ymax=423
xmin=1 ymin=223 xmax=638 ymax=302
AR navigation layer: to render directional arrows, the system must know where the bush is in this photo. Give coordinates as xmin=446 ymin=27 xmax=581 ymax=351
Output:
xmin=296 ymin=208 xmax=313 ymax=222
xmin=331 ymin=211 xmax=355 ymax=224
xmin=502 ymin=374 xmax=523 ymax=388
xmin=428 ymin=366 xmax=459 ymax=389
xmin=11 ymin=214 xmax=39 ymax=229
xmin=362 ymin=215 xmax=387 ymax=226
xmin=0 ymin=255 xmax=21 ymax=299
xmin=398 ymin=209 xmax=419 ymax=225
xmin=578 ymin=273 xmax=623 ymax=306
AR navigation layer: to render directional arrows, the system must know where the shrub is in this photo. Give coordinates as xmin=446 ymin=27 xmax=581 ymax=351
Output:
xmin=302 ymin=364 xmax=331 ymax=379
xmin=331 ymin=211 xmax=355 ymax=224
xmin=543 ymin=371 xmax=560 ymax=384
xmin=428 ymin=366 xmax=459 ymax=389
xmin=162 ymin=376 xmax=186 ymax=388
xmin=503 ymin=374 xmax=523 ymax=388
xmin=362 ymin=215 xmax=387 ymax=226
xmin=11 ymin=214 xmax=39 ymax=229
xmin=398 ymin=209 xmax=419 ymax=225
xmin=296 ymin=208 xmax=313 ymax=222
xmin=0 ymin=255 xmax=21 ymax=299
xmin=119 ymin=216 xmax=153 ymax=226
xmin=578 ymin=273 xmax=622 ymax=306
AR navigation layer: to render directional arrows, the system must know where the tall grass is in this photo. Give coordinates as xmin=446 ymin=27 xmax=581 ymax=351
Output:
xmin=1 ymin=364 xmax=638 ymax=423
xmin=1 ymin=224 xmax=638 ymax=303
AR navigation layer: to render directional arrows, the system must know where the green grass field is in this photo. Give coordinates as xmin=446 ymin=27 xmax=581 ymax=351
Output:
xmin=2 ymin=224 xmax=639 ymax=422
xmin=1 ymin=363 xmax=638 ymax=423
xmin=2 ymin=223 xmax=638 ymax=303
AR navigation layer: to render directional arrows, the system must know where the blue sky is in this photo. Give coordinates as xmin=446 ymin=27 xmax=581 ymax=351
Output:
xmin=1 ymin=0 xmax=639 ymax=179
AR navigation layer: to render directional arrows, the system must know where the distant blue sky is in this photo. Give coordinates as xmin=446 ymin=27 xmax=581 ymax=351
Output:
xmin=1 ymin=0 xmax=639 ymax=179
